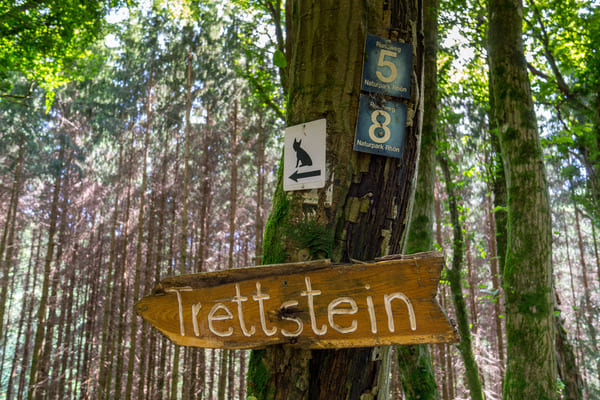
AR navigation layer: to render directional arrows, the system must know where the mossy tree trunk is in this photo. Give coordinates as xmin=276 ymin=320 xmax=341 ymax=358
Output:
xmin=488 ymin=0 xmax=557 ymax=398
xmin=247 ymin=0 xmax=424 ymax=398
xmin=438 ymin=155 xmax=485 ymax=400
xmin=395 ymin=0 xmax=439 ymax=397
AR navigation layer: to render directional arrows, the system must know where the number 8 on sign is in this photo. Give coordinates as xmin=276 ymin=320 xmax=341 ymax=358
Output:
xmin=369 ymin=110 xmax=392 ymax=143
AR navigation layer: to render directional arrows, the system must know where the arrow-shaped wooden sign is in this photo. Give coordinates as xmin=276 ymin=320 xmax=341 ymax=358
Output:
xmin=136 ymin=252 xmax=458 ymax=349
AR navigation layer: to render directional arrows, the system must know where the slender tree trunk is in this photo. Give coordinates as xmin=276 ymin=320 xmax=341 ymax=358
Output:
xmin=27 ymin=133 xmax=66 ymax=400
xmin=488 ymin=0 xmax=557 ymax=397
xmin=484 ymin=157 xmax=505 ymax=387
xmin=239 ymin=350 xmax=247 ymax=400
xmin=228 ymin=100 xmax=239 ymax=270
xmin=228 ymin=349 xmax=236 ymax=400
xmin=98 ymin=136 xmax=125 ymax=398
xmin=5 ymin=227 xmax=35 ymax=400
xmin=208 ymin=349 xmax=216 ymax=399
xmin=438 ymin=155 xmax=485 ymax=400
xmin=196 ymin=108 xmax=213 ymax=274
xmin=179 ymin=46 xmax=195 ymax=400
xmin=80 ymin=222 xmax=104 ymax=400
xmin=0 ymin=187 xmax=21 ymax=381
xmin=395 ymin=0 xmax=439 ymax=397
xmin=218 ymin=350 xmax=229 ymax=400
xmin=155 ymin=128 xmax=172 ymax=400
xmin=592 ymin=221 xmax=599 ymax=284
xmin=0 ymin=141 xmax=24 ymax=336
xmin=112 ymin=131 xmax=135 ymax=398
xmin=465 ymin=232 xmax=479 ymax=334
xmin=563 ymin=211 xmax=586 ymax=379
xmin=555 ymin=291 xmax=584 ymax=400
xmin=17 ymin=229 xmax=42 ymax=398
xmin=125 ymin=69 xmax=154 ymax=400
xmin=139 ymin=187 xmax=159 ymax=398
xmin=255 ymin=111 xmax=265 ymax=265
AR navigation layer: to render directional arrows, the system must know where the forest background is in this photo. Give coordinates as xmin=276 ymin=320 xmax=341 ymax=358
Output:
xmin=0 ymin=0 xmax=599 ymax=399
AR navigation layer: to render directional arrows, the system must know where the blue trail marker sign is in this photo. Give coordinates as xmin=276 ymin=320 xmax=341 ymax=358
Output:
xmin=361 ymin=34 xmax=412 ymax=99
xmin=354 ymin=34 xmax=412 ymax=159
xmin=354 ymin=94 xmax=407 ymax=158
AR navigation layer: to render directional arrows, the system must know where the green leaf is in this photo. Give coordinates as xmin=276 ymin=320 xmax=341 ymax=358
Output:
xmin=273 ymin=49 xmax=287 ymax=69
xmin=493 ymin=205 xmax=507 ymax=213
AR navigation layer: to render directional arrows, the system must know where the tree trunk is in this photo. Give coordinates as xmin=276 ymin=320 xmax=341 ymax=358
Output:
xmin=554 ymin=292 xmax=584 ymax=400
xmin=255 ymin=110 xmax=266 ymax=265
xmin=98 ymin=135 xmax=124 ymax=399
xmin=5 ymin=227 xmax=35 ymax=400
xmin=180 ymin=46 xmax=195 ymax=400
xmin=484 ymin=151 xmax=505 ymax=387
xmin=112 ymin=130 xmax=135 ymax=398
xmin=488 ymin=0 xmax=558 ymax=397
xmin=27 ymin=133 xmax=65 ymax=400
xmin=247 ymin=0 xmax=424 ymax=398
xmin=0 ymin=141 xmax=24 ymax=336
xmin=438 ymin=155 xmax=485 ymax=400
xmin=228 ymin=100 xmax=239 ymax=270
xmin=125 ymin=68 xmax=154 ymax=400
xmin=395 ymin=0 xmax=439 ymax=397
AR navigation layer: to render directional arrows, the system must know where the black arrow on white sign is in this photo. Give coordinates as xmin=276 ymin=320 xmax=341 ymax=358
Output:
xmin=289 ymin=169 xmax=322 ymax=182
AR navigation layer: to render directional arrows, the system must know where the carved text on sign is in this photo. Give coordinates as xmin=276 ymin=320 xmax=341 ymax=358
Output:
xmin=136 ymin=253 xmax=458 ymax=349
xmin=164 ymin=277 xmax=417 ymax=339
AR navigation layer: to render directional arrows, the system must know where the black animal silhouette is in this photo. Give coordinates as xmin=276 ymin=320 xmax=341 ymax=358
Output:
xmin=293 ymin=138 xmax=313 ymax=168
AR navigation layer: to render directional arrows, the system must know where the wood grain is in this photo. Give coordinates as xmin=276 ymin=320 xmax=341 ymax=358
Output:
xmin=136 ymin=252 xmax=458 ymax=349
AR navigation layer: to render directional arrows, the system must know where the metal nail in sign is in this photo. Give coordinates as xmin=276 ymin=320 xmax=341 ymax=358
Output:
xmin=136 ymin=252 xmax=458 ymax=349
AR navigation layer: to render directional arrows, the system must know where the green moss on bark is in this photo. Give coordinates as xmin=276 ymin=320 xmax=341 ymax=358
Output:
xmin=286 ymin=219 xmax=334 ymax=259
xmin=261 ymin=163 xmax=290 ymax=265
xmin=247 ymin=350 xmax=272 ymax=400
xmin=396 ymin=346 xmax=438 ymax=400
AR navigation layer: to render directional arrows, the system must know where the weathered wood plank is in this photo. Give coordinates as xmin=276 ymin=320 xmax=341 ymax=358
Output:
xmin=136 ymin=252 xmax=457 ymax=349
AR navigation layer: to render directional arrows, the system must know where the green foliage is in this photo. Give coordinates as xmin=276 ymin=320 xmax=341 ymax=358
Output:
xmin=524 ymin=0 xmax=600 ymax=223
xmin=0 ymin=0 xmax=126 ymax=108
xmin=272 ymin=49 xmax=287 ymax=69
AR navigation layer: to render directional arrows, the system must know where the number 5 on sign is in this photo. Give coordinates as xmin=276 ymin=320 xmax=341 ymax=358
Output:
xmin=361 ymin=34 xmax=412 ymax=99
xmin=376 ymin=50 xmax=398 ymax=83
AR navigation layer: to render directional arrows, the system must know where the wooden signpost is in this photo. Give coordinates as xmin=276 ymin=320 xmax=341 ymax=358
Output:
xmin=136 ymin=252 xmax=458 ymax=349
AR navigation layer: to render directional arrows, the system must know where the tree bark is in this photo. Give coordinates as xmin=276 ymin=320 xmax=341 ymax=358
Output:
xmin=395 ymin=0 xmax=439 ymax=397
xmin=438 ymin=155 xmax=485 ymax=400
xmin=125 ymin=68 xmax=154 ymax=400
xmin=98 ymin=135 xmax=124 ymax=399
xmin=27 ymin=133 xmax=65 ymax=400
xmin=247 ymin=0 xmax=424 ymax=398
xmin=0 ymin=141 xmax=24 ymax=336
xmin=488 ymin=0 xmax=558 ymax=397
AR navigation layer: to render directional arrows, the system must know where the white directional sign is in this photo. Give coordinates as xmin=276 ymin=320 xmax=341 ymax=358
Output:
xmin=283 ymin=119 xmax=326 ymax=191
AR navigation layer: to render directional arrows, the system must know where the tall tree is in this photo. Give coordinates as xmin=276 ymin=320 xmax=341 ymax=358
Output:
xmin=247 ymin=0 xmax=424 ymax=398
xmin=27 ymin=132 xmax=66 ymax=400
xmin=395 ymin=0 xmax=439 ymax=397
xmin=488 ymin=0 xmax=558 ymax=398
